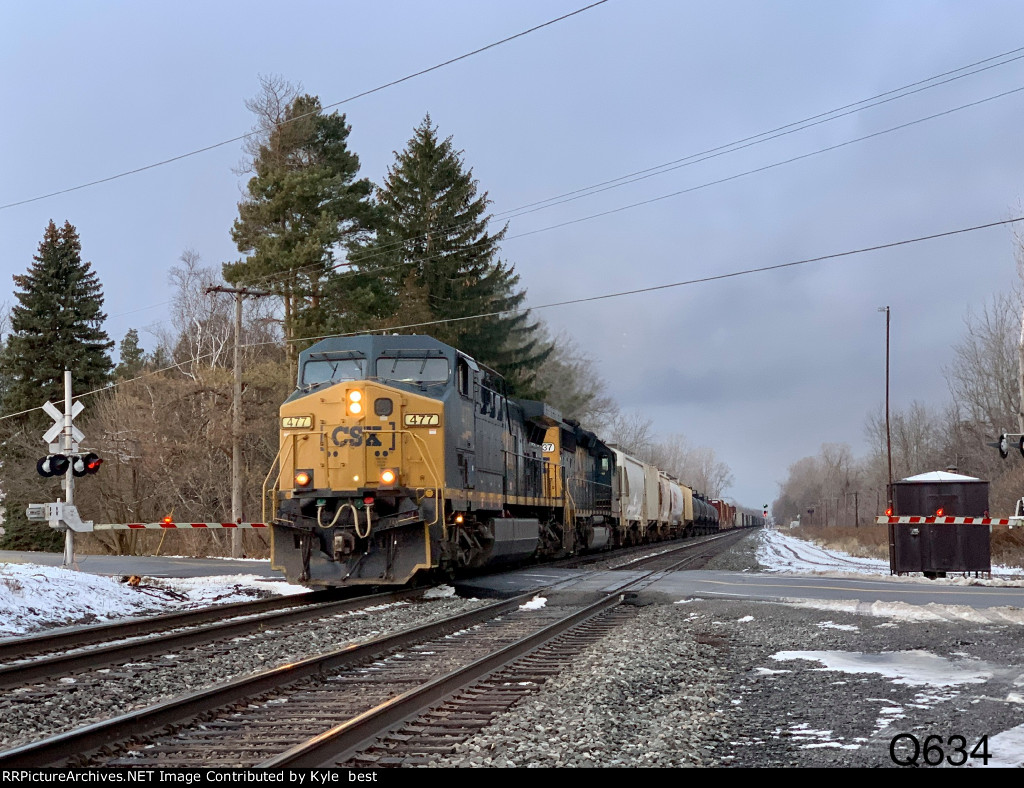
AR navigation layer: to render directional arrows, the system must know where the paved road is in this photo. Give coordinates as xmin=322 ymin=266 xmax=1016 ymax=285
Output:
xmin=457 ymin=565 xmax=1024 ymax=612
xmin=0 ymin=549 xmax=283 ymax=579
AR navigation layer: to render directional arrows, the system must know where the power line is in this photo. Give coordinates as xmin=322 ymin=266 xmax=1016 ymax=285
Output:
xmin=497 ymin=46 xmax=1024 ymax=219
xmin=106 ymin=78 xmax=1024 ymax=328
xmin=252 ymin=44 xmax=1024 ymax=287
xmin=239 ymin=80 xmax=1024 ymax=293
xmin=505 ymin=85 xmax=1024 ymax=241
xmin=0 ymin=1 xmax=610 ymax=212
xmin=6 ymin=213 xmax=1019 ymax=423
xmin=303 ymin=216 xmax=1024 ymax=337
xmin=108 ymin=43 xmax=1024 ymax=308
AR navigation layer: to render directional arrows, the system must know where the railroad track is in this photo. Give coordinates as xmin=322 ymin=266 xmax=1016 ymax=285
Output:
xmin=0 ymin=588 xmax=421 ymax=689
xmin=563 ymin=528 xmax=749 ymax=573
xmin=0 ymin=588 xmax=343 ymax=662
xmin=0 ymin=544 xmax=727 ymax=769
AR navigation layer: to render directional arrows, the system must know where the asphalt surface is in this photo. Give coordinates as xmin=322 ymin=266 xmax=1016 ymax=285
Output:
xmin=0 ymin=549 xmax=282 ymax=579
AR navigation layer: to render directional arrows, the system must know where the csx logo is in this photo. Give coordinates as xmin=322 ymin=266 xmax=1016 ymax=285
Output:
xmin=331 ymin=425 xmax=385 ymax=448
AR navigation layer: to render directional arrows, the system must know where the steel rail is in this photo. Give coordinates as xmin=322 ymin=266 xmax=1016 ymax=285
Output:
xmin=0 ymin=588 xmax=343 ymax=661
xmin=261 ymin=553 xmax=712 ymax=768
xmin=0 ymin=588 xmax=423 ymax=690
xmin=259 ymin=592 xmax=624 ymax=768
xmin=0 ymin=591 xmax=539 ymax=768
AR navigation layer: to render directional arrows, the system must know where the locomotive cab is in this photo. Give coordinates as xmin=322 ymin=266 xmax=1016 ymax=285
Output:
xmin=270 ymin=334 xmax=543 ymax=587
xmin=271 ymin=335 xmax=455 ymax=586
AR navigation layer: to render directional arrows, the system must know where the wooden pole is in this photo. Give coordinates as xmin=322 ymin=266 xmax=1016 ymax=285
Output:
xmin=206 ymin=285 xmax=271 ymax=557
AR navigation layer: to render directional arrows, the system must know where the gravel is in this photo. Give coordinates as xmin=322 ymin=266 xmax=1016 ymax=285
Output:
xmin=431 ymin=530 xmax=1024 ymax=768
xmin=7 ymin=530 xmax=1024 ymax=768
xmin=0 ymin=595 xmax=490 ymax=750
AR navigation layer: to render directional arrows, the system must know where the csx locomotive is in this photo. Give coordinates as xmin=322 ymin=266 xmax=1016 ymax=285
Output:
xmin=266 ymin=334 xmax=763 ymax=587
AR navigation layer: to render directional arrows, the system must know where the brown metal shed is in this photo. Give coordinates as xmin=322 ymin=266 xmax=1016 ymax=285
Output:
xmin=888 ymin=471 xmax=991 ymax=578
xmin=891 ymin=470 xmax=989 ymax=517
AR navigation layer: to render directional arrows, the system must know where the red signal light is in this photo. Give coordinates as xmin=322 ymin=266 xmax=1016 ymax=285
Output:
xmin=936 ymin=508 xmax=945 ymax=517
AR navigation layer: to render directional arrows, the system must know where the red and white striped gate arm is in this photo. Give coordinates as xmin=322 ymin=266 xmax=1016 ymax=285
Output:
xmin=93 ymin=522 xmax=269 ymax=531
xmin=874 ymin=516 xmax=1021 ymax=525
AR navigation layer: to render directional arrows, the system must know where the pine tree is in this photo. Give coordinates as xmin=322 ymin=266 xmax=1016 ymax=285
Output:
xmin=0 ymin=220 xmax=114 ymax=550
xmin=224 ymin=87 xmax=375 ymax=363
xmin=347 ymin=115 xmax=549 ymax=394
xmin=2 ymin=220 xmax=113 ymax=414
xmin=114 ymin=328 xmax=145 ymax=380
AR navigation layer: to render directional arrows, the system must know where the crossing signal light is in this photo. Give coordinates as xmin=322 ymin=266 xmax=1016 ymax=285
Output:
xmin=38 ymin=453 xmax=102 ymax=478
xmin=37 ymin=454 xmax=70 ymax=477
xmin=72 ymin=453 xmax=102 ymax=477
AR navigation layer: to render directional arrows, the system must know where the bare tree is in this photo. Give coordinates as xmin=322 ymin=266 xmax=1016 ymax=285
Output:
xmin=773 ymin=455 xmax=824 ymax=525
xmin=235 ymin=74 xmax=304 ymax=175
xmin=636 ymin=430 xmax=735 ymax=498
xmin=678 ymin=445 xmax=734 ymax=498
xmin=532 ymin=327 xmax=618 ymax=432
xmin=150 ymin=249 xmax=281 ymax=379
xmin=0 ymin=300 xmax=10 ymax=341
xmin=606 ymin=411 xmax=657 ymax=462
xmin=946 ymin=289 xmax=1021 ymax=435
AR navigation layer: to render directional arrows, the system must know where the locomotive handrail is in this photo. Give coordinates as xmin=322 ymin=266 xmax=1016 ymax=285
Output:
xmin=261 ymin=436 xmax=298 ymax=524
xmin=563 ymin=464 xmax=577 ymax=527
xmin=390 ymin=426 xmax=443 ymax=530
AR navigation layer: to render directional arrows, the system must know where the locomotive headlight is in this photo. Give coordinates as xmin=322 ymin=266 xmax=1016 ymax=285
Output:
xmin=347 ymin=390 xmax=364 ymax=417
xmin=380 ymin=469 xmax=397 ymax=485
xmin=294 ymin=469 xmax=313 ymax=489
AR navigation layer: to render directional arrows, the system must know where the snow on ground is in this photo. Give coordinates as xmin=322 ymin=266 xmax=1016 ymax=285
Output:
xmin=757 ymin=527 xmax=1024 ymax=585
xmin=749 ymin=529 xmax=1024 ymax=764
xmin=0 ymin=562 xmax=305 ymax=638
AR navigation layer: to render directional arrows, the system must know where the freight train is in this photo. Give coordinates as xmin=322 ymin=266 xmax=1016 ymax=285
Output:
xmin=265 ymin=334 xmax=764 ymax=587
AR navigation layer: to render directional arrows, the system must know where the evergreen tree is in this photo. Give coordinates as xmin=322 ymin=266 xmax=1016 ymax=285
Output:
xmin=114 ymin=328 xmax=145 ymax=380
xmin=0 ymin=220 xmax=114 ymax=550
xmin=347 ymin=115 xmax=549 ymax=394
xmin=2 ymin=220 xmax=113 ymax=413
xmin=223 ymin=87 xmax=375 ymax=362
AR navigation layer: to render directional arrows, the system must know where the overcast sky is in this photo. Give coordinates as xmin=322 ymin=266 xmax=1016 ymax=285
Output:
xmin=2 ymin=1 xmax=1023 ymax=512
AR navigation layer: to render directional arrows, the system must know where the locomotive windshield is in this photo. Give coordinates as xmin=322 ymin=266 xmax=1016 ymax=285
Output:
xmin=301 ymin=354 xmax=366 ymax=388
xmin=376 ymin=356 xmax=449 ymax=386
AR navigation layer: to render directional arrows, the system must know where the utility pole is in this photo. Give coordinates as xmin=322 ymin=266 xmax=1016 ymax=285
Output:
xmin=205 ymin=285 xmax=271 ymax=557
xmin=61 ymin=370 xmax=76 ymax=566
xmin=878 ymin=306 xmax=893 ymax=512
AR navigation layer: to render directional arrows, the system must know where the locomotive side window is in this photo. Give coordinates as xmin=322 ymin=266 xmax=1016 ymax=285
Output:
xmin=457 ymin=358 xmax=470 ymax=397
